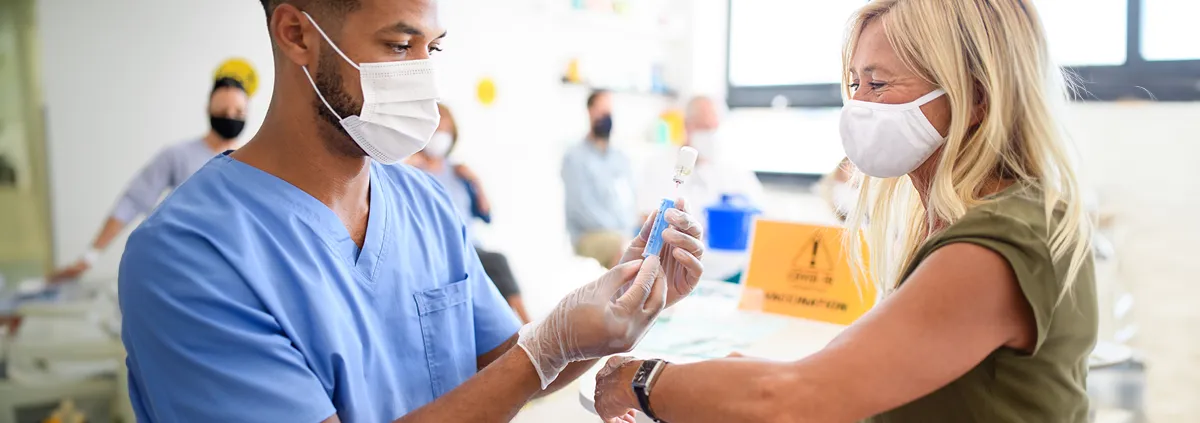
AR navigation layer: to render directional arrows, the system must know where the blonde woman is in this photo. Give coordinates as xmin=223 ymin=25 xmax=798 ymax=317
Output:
xmin=594 ymin=0 xmax=1096 ymax=422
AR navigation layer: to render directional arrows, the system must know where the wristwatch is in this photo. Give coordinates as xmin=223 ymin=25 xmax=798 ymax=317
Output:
xmin=631 ymin=359 xmax=670 ymax=423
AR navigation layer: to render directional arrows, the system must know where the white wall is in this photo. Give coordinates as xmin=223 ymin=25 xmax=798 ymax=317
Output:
xmin=39 ymin=0 xmax=688 ymax=314
xmin=40 ymin=0 xmax=275 ymax=276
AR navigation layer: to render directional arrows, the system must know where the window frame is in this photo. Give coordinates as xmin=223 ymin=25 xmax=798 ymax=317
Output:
xmin=725 ymin=0 xmax=1200 ymax=108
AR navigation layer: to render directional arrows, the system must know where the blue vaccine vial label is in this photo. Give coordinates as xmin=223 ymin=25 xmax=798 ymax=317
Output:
xmin=643 ymin=198 xmax=676 ymax=258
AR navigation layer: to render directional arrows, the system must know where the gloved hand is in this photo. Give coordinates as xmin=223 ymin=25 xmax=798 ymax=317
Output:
xmin=517 ymin=257 xmax=666 ymax=388
xmin=619 ymin=198 xmax=705 ymax=308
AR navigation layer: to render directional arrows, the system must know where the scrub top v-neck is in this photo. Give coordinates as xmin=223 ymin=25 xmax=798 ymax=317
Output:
xmin=118 ymin=152 xmax=521 ymax=423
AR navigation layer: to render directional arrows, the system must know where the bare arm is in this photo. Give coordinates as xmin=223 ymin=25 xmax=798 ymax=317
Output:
xmin=320 ymin=337 xmax=596 ymax=423
xmin=90 ymin=216 xmax=128 ymax=251
xmin=48 ymin=217 xmax=129 ymax=282
xmin=320 ymin=348 xmax=542 ymax=423
xmin=596 ymin=243 xmax=1036 ymax=423
xmin=454 ymin=164 xmax=491 ymax=217
xmin=50 ymin=148 xmax=176 ymax=281
xmin=477 ymin=335 xmax=598 ymax=398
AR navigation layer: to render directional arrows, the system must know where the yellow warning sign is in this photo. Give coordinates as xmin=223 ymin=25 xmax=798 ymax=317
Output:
xmin=739 ymin=220 xmax=876 ymax=325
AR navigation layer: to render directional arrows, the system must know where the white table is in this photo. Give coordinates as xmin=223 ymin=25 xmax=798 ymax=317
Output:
xmin=573 ymin=281 xmax=1140 ymax=423
xmin=577 ymin=280 xmax=847 ymax=419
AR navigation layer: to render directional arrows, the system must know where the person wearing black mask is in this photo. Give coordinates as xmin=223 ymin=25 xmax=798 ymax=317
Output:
xmin=48 ymin=77 xmax=249 ymax=282
xmin=561 ymin=89 xmax=636 ymax=268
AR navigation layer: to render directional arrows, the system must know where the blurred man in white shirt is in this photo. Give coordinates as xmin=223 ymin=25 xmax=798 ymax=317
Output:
xmin=636 ymin=96 xmax=764 ymax=226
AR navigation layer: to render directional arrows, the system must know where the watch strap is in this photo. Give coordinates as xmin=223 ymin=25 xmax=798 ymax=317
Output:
xmin=632 ymin=359 xmax=668 ymax=422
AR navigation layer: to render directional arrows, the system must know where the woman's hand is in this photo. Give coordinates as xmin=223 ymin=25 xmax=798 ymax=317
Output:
xmin=594 ymin=356 xmax=643 ymax=422
xmin=619 ymin=198 xmax=705 ymax=308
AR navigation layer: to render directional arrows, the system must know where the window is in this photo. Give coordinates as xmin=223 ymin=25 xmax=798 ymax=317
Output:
xmin=1141 ymin=0 xmax=1200 ymax=61
xmin=1039 ymin=0 xmax=1127 ymax=67
xmin=726 ymin=0 xmax=1200 ymax=108
xmin=727 ymin=2 xmax=862 ymax=88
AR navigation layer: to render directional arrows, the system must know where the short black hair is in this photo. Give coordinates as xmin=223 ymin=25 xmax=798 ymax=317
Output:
xmin=586 ymin=89 xmax=610 ymax=110
xmin=260 ymin=0 xmax=360 ymax=20
xmin=212 ymin=77 xmax=246 ymax=97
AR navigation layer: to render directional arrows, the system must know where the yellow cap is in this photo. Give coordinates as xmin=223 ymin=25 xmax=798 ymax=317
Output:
xmin=213 ymin=57 xmax=259 ymax=98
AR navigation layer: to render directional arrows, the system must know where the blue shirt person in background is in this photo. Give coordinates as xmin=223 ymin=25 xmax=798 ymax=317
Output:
xmin=48 ymin=77 xmax=249 ymax=282
xmin=561 ymin=89 xmax=637 ymax=269
xmin=119 ymin=1 xmax=706 ymax=422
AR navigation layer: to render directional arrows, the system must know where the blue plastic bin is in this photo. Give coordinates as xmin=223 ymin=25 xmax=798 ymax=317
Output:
xmin=705 ymin=194 xmax=761 ymax=251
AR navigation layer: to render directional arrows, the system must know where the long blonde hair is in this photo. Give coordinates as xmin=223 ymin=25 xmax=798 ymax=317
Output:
xmin=842 ymin=0 xmax=1092 ymax=299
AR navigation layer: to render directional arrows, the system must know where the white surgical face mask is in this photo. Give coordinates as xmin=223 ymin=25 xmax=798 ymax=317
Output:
xmin=424 ymin=131 xmax=453 ymax=159
xmin=302 ymin=12 xmax=441 ymax=164
xmin=688 ymin=130 xmax=720 ymax=161
xmin=839 ymin=89 xmax=946 ymax=178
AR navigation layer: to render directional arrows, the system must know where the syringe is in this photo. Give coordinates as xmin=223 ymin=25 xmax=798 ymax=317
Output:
xmin=643 ymin=147 xmax=699 ymax=258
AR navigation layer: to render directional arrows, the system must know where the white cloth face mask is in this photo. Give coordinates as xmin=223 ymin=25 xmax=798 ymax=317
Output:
xmin=424 ymin=131 xmax=453 ymax=159
xmin=301 ymin=12 xmax=441 ymax=165
xmin=839 ymin=89 xmax=946 ymax=178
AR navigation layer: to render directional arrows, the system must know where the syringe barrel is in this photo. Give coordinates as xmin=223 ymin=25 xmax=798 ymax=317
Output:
xmin=642 ymin=198 xmax=676 ymax=258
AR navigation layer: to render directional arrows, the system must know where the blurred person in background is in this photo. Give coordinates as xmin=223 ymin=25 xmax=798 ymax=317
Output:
xmin=408 ymin=103 xmax=531 ymax=323
xmin=48 ymin=77 xmax=249 ymax=282
xmin=637 ymin=95 xmax=764 ymax=226
xmin=562 ymin=89 xmax=636 ymax=268
xmin=595 ymin=0 xmax=1097 ymax=421
xmin=119 ymin=1 xmax=705 ymax=422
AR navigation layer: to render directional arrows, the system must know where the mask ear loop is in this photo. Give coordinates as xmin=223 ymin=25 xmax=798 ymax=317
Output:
xmin=912 ymin=89 xmax=947 ymax=106
xmin=301 ymin=12 xmax=361 ymax=71
xmin=299 ymin=11 xmax=361 ymax=121
xmin=302 ymin=66 xmax=343 ymax=121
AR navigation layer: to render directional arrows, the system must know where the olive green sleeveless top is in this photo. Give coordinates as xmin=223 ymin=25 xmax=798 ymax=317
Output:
xmin=867 ymin=184 xmax=1098 ymax=423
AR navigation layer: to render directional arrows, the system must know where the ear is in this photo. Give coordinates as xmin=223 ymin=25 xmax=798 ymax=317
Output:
xmin=269 ymin=4 xmax=317 ymax=68
xmin=969 ymin=82 xmax=988 ymax=127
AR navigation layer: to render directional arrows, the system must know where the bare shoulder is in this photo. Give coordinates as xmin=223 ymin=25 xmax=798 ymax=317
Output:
xmin=900 ymin=242 xmax=1036 ymax=351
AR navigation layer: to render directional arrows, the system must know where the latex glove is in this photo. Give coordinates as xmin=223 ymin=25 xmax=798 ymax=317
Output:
xmin=518 ymin=257 xmax=667 ymax=388
xmin=594 ymin=355 xmax=641 ymax=422
xmin=619 ymin=198 xmax=705 ymax=308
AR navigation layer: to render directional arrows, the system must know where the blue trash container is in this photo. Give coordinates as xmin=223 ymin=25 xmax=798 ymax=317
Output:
xmin=705 ymin=194 xmax=761 ymax=251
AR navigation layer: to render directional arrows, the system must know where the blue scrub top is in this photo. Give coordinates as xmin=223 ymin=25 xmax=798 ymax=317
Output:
xmin=118 ymin=153 xmax=522 ymax=423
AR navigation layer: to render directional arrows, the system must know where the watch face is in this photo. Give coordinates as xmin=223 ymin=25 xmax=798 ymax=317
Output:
xmin=633 ymin=361 xmax=654 ymax=387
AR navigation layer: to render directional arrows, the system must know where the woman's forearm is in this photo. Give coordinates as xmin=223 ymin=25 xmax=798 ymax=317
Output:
xmin=92 ymin=217 xmax=128 ymax=250
xmin=650 ymin=358 xmax=832 ymax=423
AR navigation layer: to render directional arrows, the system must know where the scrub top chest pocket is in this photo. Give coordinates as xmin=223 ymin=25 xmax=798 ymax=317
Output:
xmin=413 ymin=279 xmax=476 ymax=398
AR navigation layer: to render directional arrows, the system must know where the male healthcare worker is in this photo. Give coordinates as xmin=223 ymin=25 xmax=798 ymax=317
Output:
xmin=48 ymin=77 xmax=249 ymax=282
xmin=118 ymin=1 xmax=706 ymax=422
xmin=636 ymin=96 xmax=764 ymax=226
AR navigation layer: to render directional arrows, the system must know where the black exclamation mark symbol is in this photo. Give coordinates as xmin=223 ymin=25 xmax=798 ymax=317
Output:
xmin=810 ymin=235 xmax=821 ymax=268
